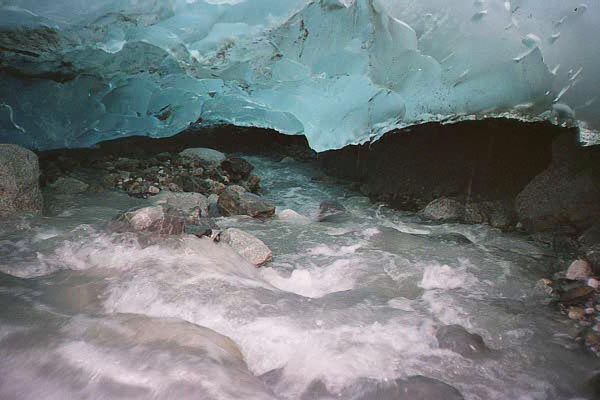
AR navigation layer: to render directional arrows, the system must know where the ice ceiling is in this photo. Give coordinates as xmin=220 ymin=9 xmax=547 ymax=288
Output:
xmin=0 ymin=0 xmax=598 ymax=151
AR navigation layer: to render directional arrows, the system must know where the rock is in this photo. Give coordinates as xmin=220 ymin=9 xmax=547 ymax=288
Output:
xmin=221 ymin=157 xmax=254 ymax=182
xmin=280 ymin=156 xmax=295 ymax=163
xmin=48 ymin=176 xmax=89 ymax=194
xmin=0 ymin=144 xmax=43 ymax=212
xmin=185 ymin=218 xmax=219 ymax=238
xmin=245 ymin=174 xmax=261 ymax=193
xmin=587 ymin=278 xmax=600 ymax=290
xmin=516 ymin=165 xmax=600 ymax=231
xmin=566 ymin=259 xmax=592 ymax=280
xmin=421 ymin=198 xmax=465 ymax=222
xmin=108 ymin=206 xmax=185 ymax=235
xmin=220 ymin=228 xmax=272 ymax=266
xmin=568 ymin=306 xmax=585 ymax=320
xmin=279 ymin=209 xmax=310 ymax=224
xmin=179 ymin=148 xmax=226 ymax=166
xmin=217 ymin=185 xmax=275 ymax=218
xmin=175 ymin=175 xmax=225 ymax=195
xmin=153 ymin=192 xmax=210 ymax=218
xmin=436 ymin=325 xmax=488 ymax=358
xmin=558 ymin=285 xmax=596 ymax=306
xmin=318 ymin=201 xmax=347 ymax=222
xmin=347 ymin=376 xmax=464 ymax=400
xmin=148 ymin=186 xmax=160 ymax=195
xmin=585 ymin=372 xmax=600 ymax=398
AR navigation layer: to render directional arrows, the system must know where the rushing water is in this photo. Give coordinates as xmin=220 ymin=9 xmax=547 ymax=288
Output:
xmin=0 ymin=156 xmax=597 ymax=399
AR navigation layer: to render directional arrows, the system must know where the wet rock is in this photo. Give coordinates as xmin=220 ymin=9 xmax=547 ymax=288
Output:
xmin=566 ymin=259 xmax=592 ymax=281
xmin=568 ymin=306 xmax=586 ymax=320
xmin=279 ymin=209 xmax=310 ymax=224
xmin=585 ymin=372 xmax=600 ymax=398
xmin=153 ymin=192 xmax=210 ymax=218
xmin=220 ymin=228 xmax=272 ymax=266
xmin=48 ymin=176 xmax=89 ymax=194
xmin=108 ymin=206 xmax=185 ymax=235
xmin=558 ymin=285 xmax=596 ymax=306
xmin=516 ymin=165 xmax=600 ymax=232
xmin=0 ymin=144 xmax=43 ymax=212
xmin=217 ymin=185 xmax=275 ymax=218
xmin=318 ymin=201 xmax=347 ymax=222
xmin=301 ymin=380 xmax=336 ymax=400
xmin=245 ymin=174 xmax=261 ymax=193
xmin=109 ymin=206 xmax=165 ymax=232
xmin=347 ymin=376 xmax=464 ymax=400
xmin=436 ymin=325 xmax=488 ymax=358
xmin=179 ymin=147 xmax=226 ymax=166
xmin=421 ymin=198 xmax=465 ymax=222
xmin=221 ymin=157 xmax=254 ymax=182
xmin=280 ymin=156 xmax=295 ymax=163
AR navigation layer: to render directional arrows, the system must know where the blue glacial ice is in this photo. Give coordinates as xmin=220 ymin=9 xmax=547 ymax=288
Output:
xmin=0 ymin=0 xmax=598 ymax=151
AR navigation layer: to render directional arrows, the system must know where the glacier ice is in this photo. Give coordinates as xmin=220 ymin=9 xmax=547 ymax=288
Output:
xmin=0 ymin=0 xmax=599 ymax=151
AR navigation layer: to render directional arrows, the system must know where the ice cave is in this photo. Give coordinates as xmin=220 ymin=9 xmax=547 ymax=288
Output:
xmin=0 ymin=1 xmax=599 ymax=399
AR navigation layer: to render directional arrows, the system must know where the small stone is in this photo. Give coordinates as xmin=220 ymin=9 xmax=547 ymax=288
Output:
xmin=148 ymin=186 xmax=160 ymax=195
xmin=568 ymin=306 xmax=585 ymax=320
xmin=566 ymin=259 xmax=592 ymax=280
xmin=318 ymin=201 xmax=347 ymax=222
xmin=220 ymin=228 xmax=272 ymax=266
xmin=280 ymin=156 xmax=294 ymax=163
xmin=587 ymin=278 xmax=600 ymax=290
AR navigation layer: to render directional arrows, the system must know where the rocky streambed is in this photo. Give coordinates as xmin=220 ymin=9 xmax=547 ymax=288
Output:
xmin=0 ymin=127 xmax=600 ymax=399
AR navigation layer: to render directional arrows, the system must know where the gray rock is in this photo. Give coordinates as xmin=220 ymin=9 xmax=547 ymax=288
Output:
xmin=0 ymin=144 xmax=42 ymax=213
xmin=566 ymin=259 xmax=592 ymax=280
xmin=516 ymin=165 xmax=600 ymax=231
xmin=48 ymin=176 xmax=89 ymax=194
xmin=220 ymin=228 xmax=272 ymax=266
xmin=421 ymin=198 xmax=465 ymax=222
xmin=217 ymin=185 xmax=275 ymax=218
xmin=108 ymin=206 xmax=185 ymax=235
xmin=179 ymin=148 xmax=226 ymax=166
xmin=346 ymin=376 xmax=464 ymax=400
xmin=436 ymin=325 xmax=488 ymax=358
xmin=318 ymin=201 xmax=347 ymax=222
xmin=153 ymin=192 xmax=209 ymax=217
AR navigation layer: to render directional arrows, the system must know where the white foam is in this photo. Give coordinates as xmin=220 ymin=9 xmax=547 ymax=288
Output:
xmin=419 ymin=261 xmax=478 ymax=290
xmin=260 ymin=259 xmax=357 ymax=298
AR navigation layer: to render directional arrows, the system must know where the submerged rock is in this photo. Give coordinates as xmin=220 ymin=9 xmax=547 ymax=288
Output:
xmin=48 ymin=176 xmax=89 ymax=194
xmin=0 ymin=144 xmax=43 ymax=213
xmin=436 ymin=325 xmax=488 ymax=358
xmin=421 ymin=198 xmax=465 ymax=222
xmin=318 ymin=200 xmax=347 ymax=222
xmin=179 ymin=147 xmax=226 ymax=166
xmin=346 ymin=376 xmax=464 ymax=400
xmin=220 ymin=228 xmax=272 ymax=266
xmin=217 ymin=185 xmax=275 ymax=218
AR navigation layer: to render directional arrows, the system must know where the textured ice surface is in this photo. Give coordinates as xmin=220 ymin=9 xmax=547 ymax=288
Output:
xmin=0 ymin=0 xmax=599 ymax=151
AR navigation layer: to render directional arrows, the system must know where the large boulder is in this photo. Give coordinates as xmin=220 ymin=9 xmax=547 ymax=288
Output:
xmin=516 ymin=165 xmax=600 ymax=231
xmin=220 ymin=228 xmax=272 ymax=266
xmin=179 ymin=148 xmax=226 ymax=166
xmin=217 ymin=185 xmax=275 ymax=218
xmin=0 ymin=144 xmax=43 ymax=212
xmin=153 ymin=191 xmax=210 ymax=218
